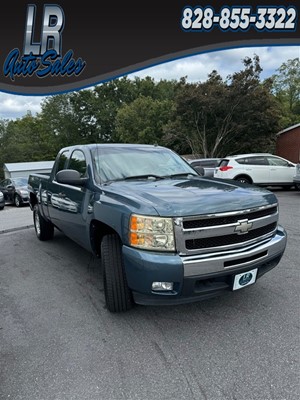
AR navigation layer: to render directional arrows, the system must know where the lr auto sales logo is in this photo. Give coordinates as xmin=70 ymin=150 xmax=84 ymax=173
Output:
xmin=3 ymin=4 xmax=86 ymax=80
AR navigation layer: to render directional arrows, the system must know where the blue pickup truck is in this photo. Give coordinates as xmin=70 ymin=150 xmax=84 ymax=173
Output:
xmin=28 ymin=143 xmax=287 ymax=312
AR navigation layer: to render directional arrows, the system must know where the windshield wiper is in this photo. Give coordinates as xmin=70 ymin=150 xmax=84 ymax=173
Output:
xmin=124 ymin=174 xmax=165 ymax=180
xmin=164 ymin=173 xmax=198 ymax=179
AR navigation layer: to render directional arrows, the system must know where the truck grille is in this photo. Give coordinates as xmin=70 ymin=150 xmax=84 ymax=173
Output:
xmin=186 ymin=222 xmax=277 ymax=250
xmin=174 ymin=204 xmax=278 ymax=255
xmin=183 ymin=206 xmax=277 ymax=230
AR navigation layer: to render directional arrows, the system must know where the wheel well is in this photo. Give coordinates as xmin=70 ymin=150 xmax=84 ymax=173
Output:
xmin=234 ymin=174 xmax=253 ymax=184
xmin=90 ymin=220 xmax=119 ymax=257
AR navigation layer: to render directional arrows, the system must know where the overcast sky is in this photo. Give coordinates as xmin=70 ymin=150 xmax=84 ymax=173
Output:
xmin=0 ymin=45 xmax=299 ymax=120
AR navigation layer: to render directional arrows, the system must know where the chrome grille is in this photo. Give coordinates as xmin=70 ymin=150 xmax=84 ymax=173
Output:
xmin=186 ymin=222 xmax=277 ymax=249
xmin=174 ymin=204 xmax=278 ymax=256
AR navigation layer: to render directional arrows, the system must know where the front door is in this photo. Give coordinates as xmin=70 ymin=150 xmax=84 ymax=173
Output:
xmin=48 ymin=149 xmax=92 ymax=249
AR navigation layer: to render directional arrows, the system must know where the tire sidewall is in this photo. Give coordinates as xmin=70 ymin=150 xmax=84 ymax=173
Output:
xmin=101 ymin=234 xmax=133 ymax=312
xmin=15 ymin=195 xmax=21 ymax=207
xmin=33 ymin=204 xmax=41 ymax=239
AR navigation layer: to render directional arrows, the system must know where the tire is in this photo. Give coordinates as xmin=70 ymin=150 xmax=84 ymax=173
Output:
xmin=14 ymin=194 xmax=22 ymax=207
xmin=101 ymin=234 xmax=133 ymax=313
xmin=235 ymin=176 xmax=251 ymax=184
xmin=294 ymin=183 xmax=300 ymax=191
xmin=33 ymin=204 xmax=54 ymax=241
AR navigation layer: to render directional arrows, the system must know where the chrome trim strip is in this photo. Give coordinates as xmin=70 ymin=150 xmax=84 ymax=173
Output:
xmin=181 ymin=203 xmax=278 ymax=222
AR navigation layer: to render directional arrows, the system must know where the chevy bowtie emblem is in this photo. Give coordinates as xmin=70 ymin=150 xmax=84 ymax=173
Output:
xmin=235 ymin=219 xmax=253 ymax=234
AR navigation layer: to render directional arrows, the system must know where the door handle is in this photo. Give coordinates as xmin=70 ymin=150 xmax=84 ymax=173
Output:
xmin=58 ymin=192 xmax=66 ymax=198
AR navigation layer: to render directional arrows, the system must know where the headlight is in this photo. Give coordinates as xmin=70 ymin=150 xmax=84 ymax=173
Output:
xmin=129 ymin=214 xmax=175 ymax=251
xmin=0 ymin=192 xmax=3 ymax=200
xmin=19 ymin=190 xmax=29 ymax=196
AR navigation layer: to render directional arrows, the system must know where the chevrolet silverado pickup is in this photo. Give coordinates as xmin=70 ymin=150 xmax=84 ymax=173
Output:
xmin=28 ymin=144 xmax=287 ymax=312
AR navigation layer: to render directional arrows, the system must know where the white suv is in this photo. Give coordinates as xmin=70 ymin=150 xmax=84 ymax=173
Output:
xmin=214 ymin=153 xmax=297 ymax=188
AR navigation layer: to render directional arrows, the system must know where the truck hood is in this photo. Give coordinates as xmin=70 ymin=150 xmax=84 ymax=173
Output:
xmin=103 ymin=177 xmax=277 ymax=217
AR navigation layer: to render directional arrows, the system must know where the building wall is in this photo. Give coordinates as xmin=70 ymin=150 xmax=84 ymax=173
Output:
xmin=3 ymin=161 xmax=54 ymax=179
xmin=276 ymin=126 xmax=300 ymax=163
xmin=6 ymin=169 xmax=52 ymax=179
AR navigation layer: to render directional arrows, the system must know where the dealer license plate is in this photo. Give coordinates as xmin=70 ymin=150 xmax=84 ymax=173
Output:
xmin=233 ymin=268 xmax=258 ymax=291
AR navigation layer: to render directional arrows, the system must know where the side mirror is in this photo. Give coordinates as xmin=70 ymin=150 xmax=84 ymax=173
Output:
xmin=194 ymin=166 xmax=205 ymax=176
xmin=7 ymin=185 xmax=14 ymax=190
xmin=56 ymin=169 xmax=87 ymax=186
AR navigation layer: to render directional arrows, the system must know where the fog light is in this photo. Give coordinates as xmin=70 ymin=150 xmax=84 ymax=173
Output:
xmin=152 ymin=282 xmax=173 ymax=291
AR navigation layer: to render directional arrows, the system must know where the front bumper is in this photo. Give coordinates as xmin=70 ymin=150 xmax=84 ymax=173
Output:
xmin=123 ymin=226 xmax=287 ymax=305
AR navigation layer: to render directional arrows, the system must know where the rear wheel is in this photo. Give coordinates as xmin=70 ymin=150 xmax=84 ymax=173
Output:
xmin=101 ymin=234 xmax=133 ymax=313
xmin=33 ymin=204 xmax=54 ymax=241
xmin=235 ymin=176 xmax=251 ymax=184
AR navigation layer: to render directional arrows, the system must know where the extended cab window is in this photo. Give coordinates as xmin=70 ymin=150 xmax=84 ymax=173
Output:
xmin=56 ymin=151 xmax=69 ymax=173
xmin=68 ymin=150 xmax=87 ymax=177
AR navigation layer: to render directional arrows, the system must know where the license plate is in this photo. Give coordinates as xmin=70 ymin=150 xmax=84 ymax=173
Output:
xmin=233 ymin=268 xmax=258 ymax=291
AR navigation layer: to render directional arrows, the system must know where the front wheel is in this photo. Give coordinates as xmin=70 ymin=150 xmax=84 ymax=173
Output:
xmin=14 ymin=194 xmax=22 ymax=207
xmin=101 ymin=234 xmax=133 ymax=313
xmin=33 ymin=204 xmax=54 ymax=241
xmin=295 ymin=183 xmax=300 ymax=191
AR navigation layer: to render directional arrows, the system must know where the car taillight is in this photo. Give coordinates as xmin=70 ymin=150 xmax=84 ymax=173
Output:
xmin=219 ymin=166 xmax=233 ymax=172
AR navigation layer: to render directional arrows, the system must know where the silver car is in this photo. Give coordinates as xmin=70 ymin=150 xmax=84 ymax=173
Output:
xmin=188 ymin=158 xmax=222 ymax=177
xmin=0 ymin=191 xmax=5 ymax=210
xmin=0 ymin=177 xmax=30 ymax=207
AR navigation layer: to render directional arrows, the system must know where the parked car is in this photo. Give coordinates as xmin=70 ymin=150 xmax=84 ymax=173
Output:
xmin=188 ymin=158 xmax=222 ymax=177
xmin=0 ymin=191 xmax=5 ymax=210
xmin=0 ymin=177 xmax=30 ymax=206
xmin=294 ymin=163 xmax=300 ymax=190
xmin=214 ymin=153 xmax=297 ymax=188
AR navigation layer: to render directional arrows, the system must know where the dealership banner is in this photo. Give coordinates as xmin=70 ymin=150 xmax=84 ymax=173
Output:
xmin=0 ymin=0 xmax=299 ymax=94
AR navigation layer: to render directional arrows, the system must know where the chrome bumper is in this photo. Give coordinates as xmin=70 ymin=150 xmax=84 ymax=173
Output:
xmin=182 ymin=226 xmax=287 ymax=277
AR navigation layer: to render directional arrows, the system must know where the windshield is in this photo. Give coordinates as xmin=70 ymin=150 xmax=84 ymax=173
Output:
xmin=12 ymin=177 xmax=28 ymax=187
xmin=92 ymin=146 xmax=197 ymax=183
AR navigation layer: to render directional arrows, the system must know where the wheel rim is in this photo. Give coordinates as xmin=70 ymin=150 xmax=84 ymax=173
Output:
xmin=34 ymin=210 xmax=41 ymax=236
xmin=238 ymin=178 xmax=248 ymax=184
xmin=15 ymin=196 xmax=20 ymax=206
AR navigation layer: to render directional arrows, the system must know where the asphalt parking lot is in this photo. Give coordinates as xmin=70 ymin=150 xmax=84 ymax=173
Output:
xmin=0 ymin=190 xmax=299 ymax=400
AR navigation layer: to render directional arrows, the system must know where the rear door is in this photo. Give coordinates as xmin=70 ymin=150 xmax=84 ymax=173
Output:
xmin=235 ymin=156 xmax=269 ymax=184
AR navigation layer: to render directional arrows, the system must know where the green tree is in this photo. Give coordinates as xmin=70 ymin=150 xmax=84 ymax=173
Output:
xmin=164 ymin=56 xmax=281 ymax=157
xmin=0 ymin=113 xmax=56 ymax=166
xmin=116 ymin=96 xmax=174 ymax=144
xmin=39 ymin=94 xmax=81 ymax=148
xmin=272 ymin=57 xmax=300 ymax=126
